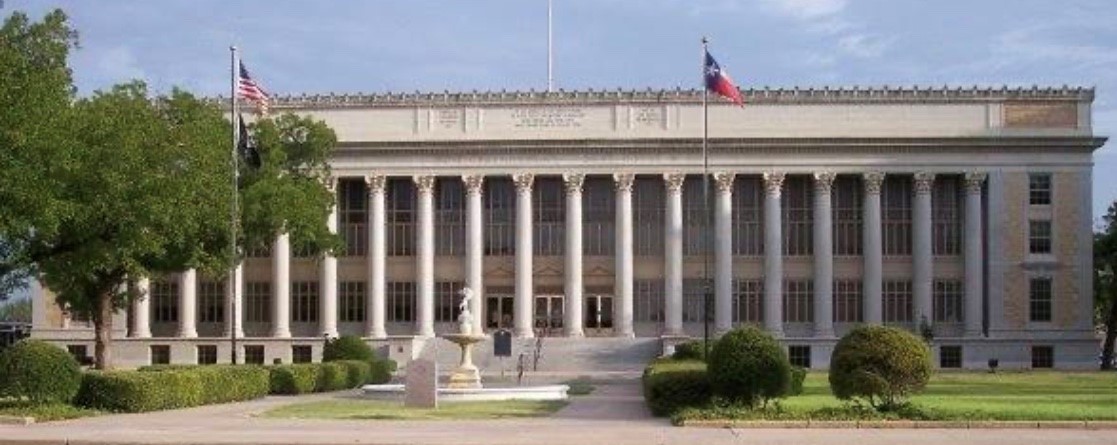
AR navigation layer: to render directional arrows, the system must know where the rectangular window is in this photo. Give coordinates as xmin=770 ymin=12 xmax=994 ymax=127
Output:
xmin=884 ymin=280 xmax=914 ymax=324
xmin=339 ymin=178 xmax=368 ymax=256
xmin=150 ymin=345 xmax=170 ymax=365
xmin=583 ymin=177 xmax=615 ymax=255
xmin=788 ymin=345 xmax=811 ymax=369
xmin=634 ymin=280 xmax=664 ymax=322
xmin=782 ymin=176 xmax=813 ymax=256
xmin=932 ymin=176 xmax=962 ymax=256
xmin=933 ymin=280 xmax=963 ymax=323
xmin=833 ymin=280 xmax=863 ymax=323
xmin=634 ymin=176 xmax=665 ymax=256
xmin=534 ymin=177 xmax=565 ymax=256
xmin=197 ymin=280 xmax=224 ymax=324
xmin=387 ymin=282 xmax=416 ymax=322
xmin=683 ymin=176 xmax=711 ymax=255
xmin=339 ymin=281 xmax=366 ymax=323
xmin=387 ymin=178 xmax=415 ymax=256
xmin=1031 ymin=345 xmax=1054 ymax=369
xmin=152 ymin=280 xmax=179 ymax=323
xmin=245 ymin=282 xmax=271 ymax=323
xmin=292 ymin=345 xmax=313 ymax=364
xmin=197 ymin=345 xmax=217 ymax=365
xmin=782 ymin=280 xmax=813 ymax=323
xmin=1029 ymin=220 xmax=1052 ymax=254
xmin=244 ymin=345 xmax=265 ymax=365
xmin=484 ymin=178 xmax=516 ymax=256
xmin=683 ymin=279 xmax=712 ymax=323
xmin=882 ymin=176 xmax=913 ymax=256
xmin=939 ymin=345 xmax=962 ymax=368
xmin=435 ymin=281 xmax=464 ymax=323
xmin=435 ymin=178 xmax=465 ymax=255
xmin=291 ymin=281 xmax=319 ymax=323
xmin=732 ymin=176 xmax=763 ymax=256
xmin=66 ymin=345 xmax=88 ymax=364
xmin=1029 ymin=173 xmax=1052 ymax=205
xmin=832 ymin=176 xmax=862 ymax=256
xmin=1029 ymin=277 xmax=1053 ymax=322
xmin=732 ymin=280 xmax=763 ymax=324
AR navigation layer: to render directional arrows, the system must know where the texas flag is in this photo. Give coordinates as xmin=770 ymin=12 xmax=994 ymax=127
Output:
xmin=704 ymin=51 xmax=744 ymax=106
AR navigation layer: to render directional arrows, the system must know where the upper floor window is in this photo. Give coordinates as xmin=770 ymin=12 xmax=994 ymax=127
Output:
xmin=1029 ymin=220 xmax=1052 ymax=254
xmin=1028 ymin=173 xmax=1052 ymax=206
xmin=1029 ymin=277 xmax=1053 ymax=322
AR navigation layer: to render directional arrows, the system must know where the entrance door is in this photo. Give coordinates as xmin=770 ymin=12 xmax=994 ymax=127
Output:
xmin=585 ymin=295 xmax=615 ymax=336
xmin=485 ymin=295 xmax=514 ymax=330
xmin=534 ymin=295 xmax=564 ymax=336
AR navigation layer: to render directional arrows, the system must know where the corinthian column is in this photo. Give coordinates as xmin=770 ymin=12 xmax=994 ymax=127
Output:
xmin=613 ymin=173 xmax=635 ymax=338
xmin=813 ymin=172 xmax=836 ymax=337
xmin=963 ymin=172 xmax=986 ymax=337
xmin=463 ymin=174 xmax=485 ymax=334
xmin=862 ymin=172 xmax=885 ymax=325
xmin=762 ymin=172 xmax=785 ymax=336
xmin=178 ymin=269 xmax=198 ymax=338
xmin=365 ymin=175 xmax=387 ymax=338
xmin=131 ymin=278 xmax=152 ymax=338
xmin=320 ymin=178 xmax=339 ymax=338
xmin=713 ymin=172 xmax=735 ymax=334
xmin=913 ymin=172 xmax=936 ymax=326
xmin=414 ymin=175 xmax=436 ymax=338
xmin=225 ymin=263 xmax=244 ymax=338
xmin=272 ymin=232 xmax=291 ymax=338
xmin=513 ymin=173 xmax=535 ymax=338
xmin=563 ymin=173 xmax=585 ymax=337
xmin=663 ymin=173 xmax=685 ymax=336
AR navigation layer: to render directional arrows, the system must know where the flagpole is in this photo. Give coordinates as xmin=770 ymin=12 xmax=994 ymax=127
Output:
xmin=229 ymin=45 xmax=240 ymax=365
xmin=701 ymin=37 xmax=712 ymax=358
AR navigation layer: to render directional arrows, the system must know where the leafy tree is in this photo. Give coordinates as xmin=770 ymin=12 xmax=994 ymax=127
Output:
xmin=1097 ymin=201 xmax=1117 ymax=370
xmin=0 ymin=297 xmax=31 ymax=323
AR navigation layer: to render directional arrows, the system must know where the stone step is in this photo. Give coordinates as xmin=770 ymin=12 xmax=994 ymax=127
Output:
xmin=417 ymin=336 xmax=661 ymax=373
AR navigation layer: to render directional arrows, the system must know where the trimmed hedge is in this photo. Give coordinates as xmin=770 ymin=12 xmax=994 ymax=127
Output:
xmin=829 ymin=325 xmax=932 ymax=411
xmin=642 ymin=359 xmax=711 ymax=417
xmin=75 ymin=365 xmax=269 ymax=413
xmin=316 ymin=361 xmax=349 ymax=392
xmin=369 ymin=358 xmax=396 ymax=384
xmin=672 ymin=340 xmax=715 ymax=362
xmin=707 ymin=327 xmax=792 ymax=408
xmin=0 ymin=339 xmax=83 ymax=404
xmin=322 ymin=335 xmax=375 ymax=363
xmin=268 ymin=364 xmax=319 ymax=395
xmin=790 ymin=366 xmax=807 ymax=396
xmin=337 ymin=360 xmax=371 ymax=388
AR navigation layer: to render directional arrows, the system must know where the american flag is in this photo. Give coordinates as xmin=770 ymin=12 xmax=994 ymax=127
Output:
xmin=238 ymin=61 xmax=270 ymax=115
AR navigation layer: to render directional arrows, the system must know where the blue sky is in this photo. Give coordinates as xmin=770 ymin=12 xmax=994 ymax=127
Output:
xmin=3 ymin=0 xmax=1115 ymax=301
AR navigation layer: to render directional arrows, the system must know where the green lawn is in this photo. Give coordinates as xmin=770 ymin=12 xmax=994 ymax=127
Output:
xmin=0 ymin=400 xmax=99 ymax=422
xmin=262 ymin=399 xmax=568 ymax=420
xmin=675 ymin=372 xmax=1117 ymax=422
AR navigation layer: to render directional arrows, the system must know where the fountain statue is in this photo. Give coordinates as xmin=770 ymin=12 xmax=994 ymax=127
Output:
xmin=441 ymin=287 xmax=488 ymax=389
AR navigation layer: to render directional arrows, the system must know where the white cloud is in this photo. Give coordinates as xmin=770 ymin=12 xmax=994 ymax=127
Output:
xmin=994 ymin=25 xmax=1117 ymax=71
xmin=93 ymin=46 xmax=146 ymax=84
xmin=838 ymin=33 xmax=891 ymax=58
xmin=760 ymin=0 xmax=847 ymax=20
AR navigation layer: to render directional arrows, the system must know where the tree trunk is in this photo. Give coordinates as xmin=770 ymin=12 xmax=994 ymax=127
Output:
xmin=92 ymin=290 xmax=114 ymax=370
xmin=1102 ymin=284 xmax=1117 ymax=370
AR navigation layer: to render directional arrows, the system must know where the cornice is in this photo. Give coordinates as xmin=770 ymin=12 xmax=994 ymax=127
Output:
xmin=218 ymin=85 xmax=1095 ymax=110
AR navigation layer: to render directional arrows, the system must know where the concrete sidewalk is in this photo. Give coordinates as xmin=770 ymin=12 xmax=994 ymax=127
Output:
xmin=1 ymin=379 xmax=1114 ymax=445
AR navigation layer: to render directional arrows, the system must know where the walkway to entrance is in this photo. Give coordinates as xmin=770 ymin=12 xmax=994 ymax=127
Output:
xmin=0 ymin=378 xmax=1110 ymax=445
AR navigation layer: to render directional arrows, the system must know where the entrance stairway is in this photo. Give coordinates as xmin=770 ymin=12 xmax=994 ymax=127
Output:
xmin=417 ymin=336 xmax=661 ymax=375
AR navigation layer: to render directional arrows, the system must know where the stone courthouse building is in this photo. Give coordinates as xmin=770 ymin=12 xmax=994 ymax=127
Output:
xmin=32 ymin=86 xmax=1105 ymax=369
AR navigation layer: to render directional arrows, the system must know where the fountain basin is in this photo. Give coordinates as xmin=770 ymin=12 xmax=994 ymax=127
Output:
xmin=362 ymin=384 xmax=570 ymax=402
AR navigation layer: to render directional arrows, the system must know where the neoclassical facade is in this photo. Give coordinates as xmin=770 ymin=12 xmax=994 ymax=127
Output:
xmin=33 ymin=86 xmax=1105 ymax=369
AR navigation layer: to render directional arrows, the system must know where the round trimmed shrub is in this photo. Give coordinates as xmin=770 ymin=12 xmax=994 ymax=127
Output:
xmin=672 ymin=340 xmax=714 ymax=361
xmin=829 ymin=325 xmax=932 ymax=411
xmin=706 ymin=327 xmax=791 ymax=408
xmin=322 ymin=335 xmax=374 ymax=363
xmin=0 ymin=339 xmax=82 ymax=403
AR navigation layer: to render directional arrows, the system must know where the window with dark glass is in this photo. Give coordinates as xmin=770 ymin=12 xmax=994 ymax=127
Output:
xmin=197 ymin=345 xmax=217 ymax=365
xmin=244 ymin=345 xmax=265 ymax=365
xmin=1029 ymin=173 xmax=1052 ymax=205
xmin=1031 ymin=345 xmax=1054 ymax=368
xmin=339 ymin=178 xmax=368 ymax=256
xmin=150 ymin=345 xmax=171 ymax=365
xmin=292 ymin=345 xmax=313 ymax=364
xmin=1029 ymin=220 xmax=1052 ymax=254
xmin=882 ymin=176 xmax=912 ymax=256
xmin=435 ymin=178 xmax=465 ymax=255
xmin=387 ymin=178 xmax=415 ymax=256
xmin=534 ymin=177 xmax=565 ymax=255
xmin=1029 ymin=277 xmax=1053 ymax=322
xmin=788 ymin=345 xmax=811 ymax=368
xmin=939 ymin=345 xmax=962 ymax=368
xmin=781 ymin=176 xmax=812 ymax=256
xmin=732 ymin=176 xmax=763 ymax=256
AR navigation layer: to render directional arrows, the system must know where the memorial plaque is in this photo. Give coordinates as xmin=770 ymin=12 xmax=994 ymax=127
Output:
xmin=493 ymin=329 xmax=513 ymax=357
xmin=511 ymin=107 xmax=585 ymax=129
xmin=404 ymin=358 xmax=437 ymax=408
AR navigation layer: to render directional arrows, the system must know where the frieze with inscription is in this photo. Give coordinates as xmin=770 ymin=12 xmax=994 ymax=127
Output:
xmin=512 ymin=107 xmax=585 ymax=129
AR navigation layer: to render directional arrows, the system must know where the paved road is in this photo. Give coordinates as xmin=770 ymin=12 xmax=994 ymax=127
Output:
xmin=1 ymin=379 xmax=1114 ymax=445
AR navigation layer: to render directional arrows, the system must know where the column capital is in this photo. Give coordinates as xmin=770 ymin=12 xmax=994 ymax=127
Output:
xmin=913 ymin=171 xmax=936 ymax=195
xmin=462 ymin=174 xmax=485 ymax=195
xmin=613 ymin=173 xmax=635 ymax=192
xmin=663 ymin=173 xmax=686 ymax=193
xmin=762 ymin=171 xmax=786 ymax=197
xmin=513 ymin=173 xmax=535 ymax=192
xmin=963 ymin=171 xmax=987 ymax=193
xmin=862 ymin=171 xmax=886 ymax=194
xmin=812 ymin=171 xmax=836 ymax=194
xmin=713 ymin=172 xmax=736 ymax=192
xmin=364 ymin=174 xmax=387 ymax=193
xmin=413 ymin=174 xmax=436 ymax=193
xmin=562 ymin=173 xmax=585 ymax=194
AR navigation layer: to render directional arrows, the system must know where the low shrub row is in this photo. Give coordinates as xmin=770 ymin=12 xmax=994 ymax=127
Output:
xmin=267 ymin=360 xmax=374 ymax=395
xmin=76 ymin=365 xmax=270 ymax=413
xmin=642 ymin=359 xmax=711 ymax=416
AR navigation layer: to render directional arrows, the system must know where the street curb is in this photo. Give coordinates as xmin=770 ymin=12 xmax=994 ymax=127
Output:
xmin=0 ymin=415 xmax=35 ymax=426
xmin=680 ymin=419 xmax=1117 ymax=429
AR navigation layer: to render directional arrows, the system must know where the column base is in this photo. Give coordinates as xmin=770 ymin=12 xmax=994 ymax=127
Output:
xmin=367 ymin=330 xmax=388 ymax=340
xmin=270 ymin=330 xmax=292 ymax=339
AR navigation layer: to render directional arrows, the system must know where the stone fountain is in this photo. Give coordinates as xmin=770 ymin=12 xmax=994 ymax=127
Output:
xmin=440 ymin=288 xmax=487 ymax=389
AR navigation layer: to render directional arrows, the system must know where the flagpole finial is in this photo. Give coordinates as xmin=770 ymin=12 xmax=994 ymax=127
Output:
xmin=230 ymin=45 xmax=237 ymax=51
xmin=701 ymin=36 xmax=708 ymax=45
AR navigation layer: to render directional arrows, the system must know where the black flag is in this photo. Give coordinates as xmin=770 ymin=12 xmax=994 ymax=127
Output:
xmin=237 ymin=114 xmax=261 ymax=169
